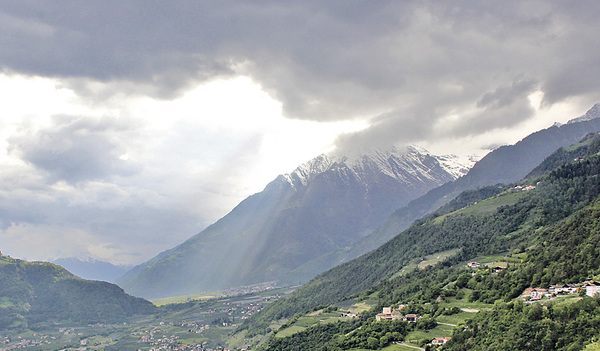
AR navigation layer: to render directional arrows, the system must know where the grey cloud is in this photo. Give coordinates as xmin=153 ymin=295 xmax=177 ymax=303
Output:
xmin=335 ymin=105 xmax=436 ymax=152
xmin=1 ymin=1 xmax=600 ymax=148
xmin=3 ymin=0 xmax=600 ymax=265
xmin=336 ymin=75 xmax=540 ymax=150
xmin=9 ymin=115 xmax=139 ymax=184
xmin=477 ymin=78 xmax=538 ymax=111
xmin=0 ymin=184 xmax=204 ymax=263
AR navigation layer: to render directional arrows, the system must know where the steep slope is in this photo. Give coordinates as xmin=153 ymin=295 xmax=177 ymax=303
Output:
xmin=246 ymin=133 xmax=600 ymax=333
xmin=0 ymin=255 xmax=155 ymax=329
xmin=344 ymin=103 xmax=600 ymax=255
xmin=290 ymin=104 xmax=600 ymax=274
xmin=445 ymin=197 xmax=600 ymax=350
xmin=118 ymin=146 xmax=470 ymax=298
xmin=259 ymin=191 xmax=600 ymax=351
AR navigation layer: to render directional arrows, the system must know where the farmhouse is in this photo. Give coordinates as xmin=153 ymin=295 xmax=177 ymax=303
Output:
xmin=432 ymin=337 xmax=452 ymax=345
xmin=341 ymin=312 xmax=357 ymax=318
xmin=530 ymin=288 xmax=547 ymax=300
xmin=375 ymin=306 xmax=419 ymax=322
xmin=585 ymin=282 xmax=600 ymax=297
xmin=467 ymin=262 xmax=480 ymax=268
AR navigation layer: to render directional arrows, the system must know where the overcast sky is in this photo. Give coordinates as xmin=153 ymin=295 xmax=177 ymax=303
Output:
xmin=1 ymin=1 xmax=600 ymax=265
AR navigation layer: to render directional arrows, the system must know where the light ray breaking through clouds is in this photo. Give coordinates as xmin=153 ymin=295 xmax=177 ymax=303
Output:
xmin=0 ymin=1 xmax=599 ymax=264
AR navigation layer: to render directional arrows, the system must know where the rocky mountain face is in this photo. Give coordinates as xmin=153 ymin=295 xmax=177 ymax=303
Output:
xmin=117 ymin=146 xmax=471 ymax=298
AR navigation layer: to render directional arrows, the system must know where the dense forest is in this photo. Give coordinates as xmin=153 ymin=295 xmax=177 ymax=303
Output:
xmin=446 ymin=297 xmax=600 ymax=351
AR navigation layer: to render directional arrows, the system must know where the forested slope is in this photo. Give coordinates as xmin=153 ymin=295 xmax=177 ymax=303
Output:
xmin=0 ymin=256 xmax=156 ymax=329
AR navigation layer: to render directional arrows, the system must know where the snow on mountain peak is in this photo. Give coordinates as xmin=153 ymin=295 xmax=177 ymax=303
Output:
xmin=567 ymin=103 xmax=600 ymax=124
xmin=283 ymin=145 xmax=476 ymax=189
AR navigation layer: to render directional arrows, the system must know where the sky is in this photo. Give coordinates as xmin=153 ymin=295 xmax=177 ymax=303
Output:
xmin=1 ymin=1 xmax=600 ymax=266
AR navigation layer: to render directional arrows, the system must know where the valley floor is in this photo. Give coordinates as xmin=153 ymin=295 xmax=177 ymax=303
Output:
xmin=0 ymin=286 xmax=291 ymax=351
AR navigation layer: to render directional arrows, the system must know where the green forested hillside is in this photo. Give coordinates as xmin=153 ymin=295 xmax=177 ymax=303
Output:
xmin=443 ymin=197 xmax=600 ymax=350
xmin=336 ymin=119 xmax=600 ymax=263
xmin=526 ymin=131 xmax=600 ymax=178
xmin=446 ymin=297 xmax=600 ymax=351
xmin=0 ymin=256 xmax=156 ymax=329
xmin=243 ymin=134 xmax=600 ymax=347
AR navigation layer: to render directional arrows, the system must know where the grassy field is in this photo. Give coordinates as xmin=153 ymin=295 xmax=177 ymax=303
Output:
xmin=391 ymin=248 xmax=462 ymax=279
xmin=417 ymin=249 xmax=462 ymax=269
xmin=336 ymin=298 xmax=374 ymax=313
xmin=404 ymin=322 xmax=455 ymax=342
xmin=275 ymin=325 xmax=307 ymax=338
xmin=150 ymin=294 xmax=216 ymax=306
xmin=433 ymin=190 xmax=527 ymax=225
xmin=275 ymin=311 xmax=347 ymax=338
xmin=442 ymin=290 xmax=493 ymax=311
xmin=435 ymin=311 xmax=477 ymax=325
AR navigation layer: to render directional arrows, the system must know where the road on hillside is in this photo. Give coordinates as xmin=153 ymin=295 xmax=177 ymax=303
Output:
xmin=397 ymin=342 xmax=425 ymax=350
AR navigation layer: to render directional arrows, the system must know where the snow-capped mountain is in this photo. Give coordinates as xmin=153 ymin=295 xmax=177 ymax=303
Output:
xmin=568 ymin=103 xmax=600 ymax=124
xmin=118 ymin=146 xmax=469 ymax=298
xmin=284 ymin=145 xmax=472 ymax=189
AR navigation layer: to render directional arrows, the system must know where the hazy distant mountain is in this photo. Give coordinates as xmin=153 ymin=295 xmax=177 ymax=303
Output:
xmin=0 ymin=255 xmax=155 ymax=329
xmin=118 ymin=146 xmax=472 ymax=298
xmin=53 ymin=257 xmax=132 ymax=283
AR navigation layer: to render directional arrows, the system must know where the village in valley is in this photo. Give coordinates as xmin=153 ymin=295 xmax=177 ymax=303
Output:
xmin=0 ymin=283 xmax=287 ymax=351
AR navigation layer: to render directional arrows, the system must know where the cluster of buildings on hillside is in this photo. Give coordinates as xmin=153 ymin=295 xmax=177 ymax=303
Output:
xmin=376 ymin=307 xmax=452 ymax=347
xmin=340 ymin=311 xmax=358 ymax=318
xmin=510 ymin=185 xmax=537 ymax=192
xmin=218 ymin=281 xmax=277 ymax=297
xmin=522 ymin=281 xmax=600 ymax=301
xmin=431 ymin=337 xmax=452 ymax=346
xmin=375 ymin=306 xmax=420 ymax=322
xmin=467 ymin=261 xmax=505 ymax=273
xmin=0 ymin=336 xmax=50 ymax=350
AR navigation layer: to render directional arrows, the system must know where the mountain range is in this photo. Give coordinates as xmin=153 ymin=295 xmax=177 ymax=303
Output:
xmin=3 ymin=104 xmax=600 ymax=349
xmin=117 ymin=146 xmax=472 ymax=298
xmin=118 ymin=104 xmax=600 ymax=299
xmin=341 ymin=103 xmax=600 ymax=256
xmin=250 ymin=126 xmax=600 ymax=350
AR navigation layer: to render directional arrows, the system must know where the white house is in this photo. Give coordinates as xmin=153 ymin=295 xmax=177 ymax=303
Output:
xmin=586 ymin=282 xmax=600 ymax=297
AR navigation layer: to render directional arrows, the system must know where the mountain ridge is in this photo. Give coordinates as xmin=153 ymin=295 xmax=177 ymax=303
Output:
xmin=346 ymin=103 xmax=600 ymax=254
xmin=0 ymin=254 xmax=155 ymax=329
xmin=281 ymin=105 xmax=600 ymax=274
xmin=244 ymin=131 xmax=600 ymax=340
xmin=118 ymin=146 xmax=469 ymax=298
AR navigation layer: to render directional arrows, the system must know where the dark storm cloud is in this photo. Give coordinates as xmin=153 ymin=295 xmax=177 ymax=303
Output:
xmin=9 ymin=115 xmax=139 ymax=183
xmin=1 ymin=1 xmax=600 ymax=147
